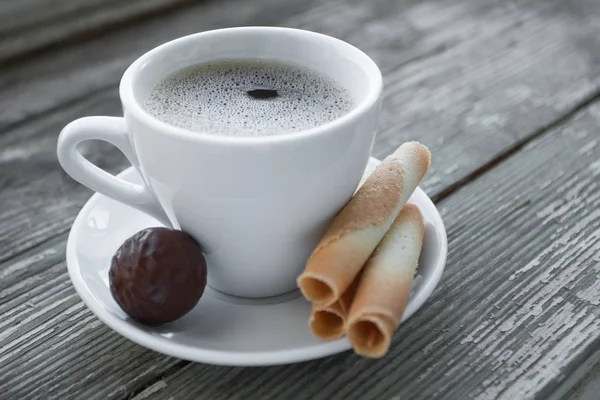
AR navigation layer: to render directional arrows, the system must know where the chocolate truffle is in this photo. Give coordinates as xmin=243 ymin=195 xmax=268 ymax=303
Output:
xmin=109 ymin=227 xmax=207 ymax=324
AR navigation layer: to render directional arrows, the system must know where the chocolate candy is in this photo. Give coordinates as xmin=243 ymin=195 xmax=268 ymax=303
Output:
xmin=109 ymin=227 xmax=207 ymax=324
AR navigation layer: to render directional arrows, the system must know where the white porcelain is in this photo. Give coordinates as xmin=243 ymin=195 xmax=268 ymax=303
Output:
xmin=66 ymin=157 xmax=447 ymax=367
xmin=57 ymin=27 xmax=383 ymax=298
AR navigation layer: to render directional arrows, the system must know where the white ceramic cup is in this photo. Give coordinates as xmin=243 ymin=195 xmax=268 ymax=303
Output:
xmin=57 ymin=27 xmax=382 ymax=298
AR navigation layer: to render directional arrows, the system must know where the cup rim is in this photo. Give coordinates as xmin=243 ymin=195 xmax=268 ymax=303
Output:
xmin=120 ymin=26 xmax=382 ymax=145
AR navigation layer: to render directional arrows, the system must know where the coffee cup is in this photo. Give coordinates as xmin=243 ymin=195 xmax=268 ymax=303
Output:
xmin=57 ymin=27 xmax=382 ymax=298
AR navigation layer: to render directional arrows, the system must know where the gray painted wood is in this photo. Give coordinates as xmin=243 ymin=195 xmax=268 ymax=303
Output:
xmin=562 ymin=355 xmax=600 ymax=400
xmin=0 ymin=234 xmax=181 ymax=399
xmin=551 ymin=349 xmax=600 ymax=400
xmin=132 ymin=98 xmax=600 ymax=400
xmin=0 ymin=0 xmax=199 ymax=63
xmin=1 ymin=0 xmax=600 ymax=398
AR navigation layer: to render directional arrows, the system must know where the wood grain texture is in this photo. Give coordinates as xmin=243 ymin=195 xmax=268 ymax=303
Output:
xmin=561 ymin=353 xmax=600 ymax=400
xmin=0 ymin=0 xmax=199 ymax=63
xmin=1 ymin=0 xmax=600 ymax=398
xmin=550 ymin=349 xmax=600 ymax=400
xmin=132 ymin=97 xmax=600 ymax=400
xmin=0 ymin=235 xmax=181 ymax=399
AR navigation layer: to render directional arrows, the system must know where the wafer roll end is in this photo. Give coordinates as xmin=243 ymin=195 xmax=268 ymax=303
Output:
xmin=309 ymin=303 xmax=346 ymax=341
xmin=346 ymin=314 xmax=396 ymax=358
xmin=298 ymin=273 xmax=337 ymax=306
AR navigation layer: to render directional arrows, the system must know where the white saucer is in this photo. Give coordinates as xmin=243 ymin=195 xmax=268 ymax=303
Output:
xmin=66 ymin=157 xmax=447 ymax=366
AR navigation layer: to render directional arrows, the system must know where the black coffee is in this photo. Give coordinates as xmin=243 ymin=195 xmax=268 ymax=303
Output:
xmin=144 ymin=59 xmax=354 ymax=136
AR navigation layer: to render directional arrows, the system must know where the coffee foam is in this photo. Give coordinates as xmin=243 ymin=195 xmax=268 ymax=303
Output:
xmin=144 ymin=59 xmax=354 ymax=136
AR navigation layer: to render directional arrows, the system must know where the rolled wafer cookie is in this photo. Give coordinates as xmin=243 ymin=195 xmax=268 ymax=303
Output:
xmin=297 ymin=141 xmax=430 ymax=307
xmin=308 ymin=279 xmax=358 ymax=340
xmin=346 ymin=203 xmax=425 ymax=358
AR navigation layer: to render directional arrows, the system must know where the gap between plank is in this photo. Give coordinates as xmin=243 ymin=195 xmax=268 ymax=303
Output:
xmin=0 ymin=226 xmax=71 ymax=266
xmin=0 ymin=0 xmax=201 ymax=68
xmin=0 ymin=85 xmax=111 ymax=136
xmin=432 ymin=88 xmax=600 ymax=204
xmin=126 ymin=361 xmax=190 ymax=400
xmin=539 ymin=347 xmax=600 ymax=400
xmin=0 ymin=0 xmax=127 ymax=39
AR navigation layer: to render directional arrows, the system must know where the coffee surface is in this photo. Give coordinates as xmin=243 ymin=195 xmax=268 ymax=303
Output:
xmin=144 ymin=59 xmax=354 ymax=136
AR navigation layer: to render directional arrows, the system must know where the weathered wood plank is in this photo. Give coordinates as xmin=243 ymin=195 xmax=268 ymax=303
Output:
xmin=0 ymin=90 xmax=127 ymax=264
xmin=0 ymin=0 xmax=199 ymax=63
xmin=0 ymin=234 xmax=181 ymax=400
xmin=0 ymin=0 xmax=525 ymax=261
xmin=561 ymin=356 xmax=600 ymax=400
xmin=132 ymin=96 xmax=600 ymax=400
xmin=0 ymin=0 xmax=315 ymax=129
xmin=375 ymin=0 xmax=600 ymax=195
xmin=3 ymin=0 xmax=600 ymax=196
xmin=2 ymin=0 xmax=600 ymax=261
xmin=0 ymin=0 xmax=599 ymax=398
xmin=0 ymin=0 xmax=145 ymax=34
xmin=0 ymin=0 xmax=318 ymax=398
xmin=0 ymin=0 xmax=321 ymax=260
xmin=552 ymin=349 xmax=600 ymax=400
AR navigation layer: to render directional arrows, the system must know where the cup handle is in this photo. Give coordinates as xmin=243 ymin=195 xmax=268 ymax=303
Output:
xmin=57 ymin=116 xmax=171 ymax=227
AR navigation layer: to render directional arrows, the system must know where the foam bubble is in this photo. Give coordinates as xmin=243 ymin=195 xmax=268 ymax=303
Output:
xmin=143 ymin=59 xmax=355 ymax=136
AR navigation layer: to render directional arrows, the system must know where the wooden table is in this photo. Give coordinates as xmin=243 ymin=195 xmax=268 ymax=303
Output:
xmin=1 ymin=0 xmax=599 ymax=399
